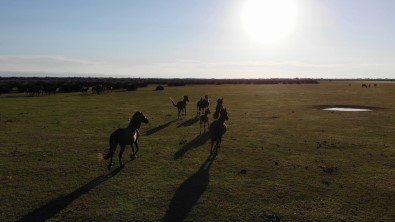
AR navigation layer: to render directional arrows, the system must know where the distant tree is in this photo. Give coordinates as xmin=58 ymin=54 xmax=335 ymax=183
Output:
xmin=0 ymin=84 xmax=12 ymax=94
xmin=125 ymin=84 xmax=138 ymax=91
xmin=156 ymin=85 xmax=164 ymax=91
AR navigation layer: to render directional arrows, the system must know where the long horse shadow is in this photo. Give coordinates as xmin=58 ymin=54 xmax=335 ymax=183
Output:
xmin=17 ymin=167 xmax=123 ymax=222
xmin=145 ymin=119 xmax=178 ymax=136
xmin=177 ymin=117 xmax=199 ymax=128
xmin=174 ymin=132 xmax=210 ymax=159
xmin=162 ymin=155 xmax=215 ymax=222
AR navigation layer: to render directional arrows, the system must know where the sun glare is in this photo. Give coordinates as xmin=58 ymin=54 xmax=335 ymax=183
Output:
xmin=241 ymin=0 xmax=298 ymax=45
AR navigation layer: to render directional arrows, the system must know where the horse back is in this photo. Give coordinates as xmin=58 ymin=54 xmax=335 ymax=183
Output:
xmin=111 ymin=128 xmax=133 ymax=146
xmin=209 ymin=121 xmax=226 ymax=136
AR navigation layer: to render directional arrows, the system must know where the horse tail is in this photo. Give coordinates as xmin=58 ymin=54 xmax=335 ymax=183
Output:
xmin=98 ymin=132 xmax=117 ymax=161
xmin=169 ymin=97 xmax=177 ymax=107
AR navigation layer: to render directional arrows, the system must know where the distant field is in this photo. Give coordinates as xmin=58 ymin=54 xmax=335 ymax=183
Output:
xmin=1 ymin=81 xmax=394 ymax=221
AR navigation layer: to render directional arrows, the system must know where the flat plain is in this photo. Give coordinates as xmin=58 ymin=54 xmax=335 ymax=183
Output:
xmin=1 ymin=81 xmax=394 ymax=221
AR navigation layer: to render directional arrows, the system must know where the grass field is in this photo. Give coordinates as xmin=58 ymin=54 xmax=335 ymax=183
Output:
xmin=1 ymin=81 xmax=395 ymax=221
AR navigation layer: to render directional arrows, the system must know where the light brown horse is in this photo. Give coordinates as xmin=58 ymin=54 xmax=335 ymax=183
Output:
xmin=200 ymin=108 xmax=211 ymax=134
xmin=99 ymin=112 xmax=149 ymax=170
xmin=170 ymin=96 xmax=189 ymax=119
xmin=209 ymin=108 xmax=229 ymax=155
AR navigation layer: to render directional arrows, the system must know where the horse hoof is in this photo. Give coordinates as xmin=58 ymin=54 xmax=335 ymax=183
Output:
xmin=130 ymin=155 xmax=137 ymax=160
xmin=120 ymin=164 xmax=125 ymax=168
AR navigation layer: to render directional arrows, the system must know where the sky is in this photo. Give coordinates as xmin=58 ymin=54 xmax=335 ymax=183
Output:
xmin=0 ymin=0 xmax=394 ymax=79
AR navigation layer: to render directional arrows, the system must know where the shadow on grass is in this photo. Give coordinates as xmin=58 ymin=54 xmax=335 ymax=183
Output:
xmin=162 ymin=155 xmax=215 ymax=222
xmin=17 ymin=167 xmax=123 ymax=222
xmin=145 ymin=119 xmax=178 ymax=136
xmin=174 ymin=132 xmax=210 ymax=159
xmin=177 ymin=117 xmax=199 ymax=128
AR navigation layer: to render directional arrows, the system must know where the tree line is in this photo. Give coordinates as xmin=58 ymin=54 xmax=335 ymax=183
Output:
xmin=0 ymin=77 xmax=319 ymax=94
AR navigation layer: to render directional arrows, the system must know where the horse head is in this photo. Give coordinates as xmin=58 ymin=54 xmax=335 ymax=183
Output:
xmin=217 ymin=98 xmax=223 ymax=105
xmin=129 ymin=112 xmax=149 ymax=129
xmin=183 ymin=95 xmax=189 ymax=102
xmin=136 ymin=112 xmax=149 ymax=124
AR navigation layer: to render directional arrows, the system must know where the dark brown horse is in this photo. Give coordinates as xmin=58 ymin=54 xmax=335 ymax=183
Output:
xmin=100 ymin=112 xmax=149 ymax=170
xmin=170 ymin=96 xmax=189 ymax=119
xmin=209 ymin=108 xmax=229 ymax=155
xmin=213 ymin=98 xmax=223 ymax=119
xmin=197 ymin=95 xmax=209 ymax=115
xmin=200 ymin=108 xmax=211 ymax=134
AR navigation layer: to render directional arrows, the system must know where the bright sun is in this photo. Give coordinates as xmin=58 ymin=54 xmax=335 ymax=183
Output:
xmin=241 ymin=0 xmax=298 ymax=44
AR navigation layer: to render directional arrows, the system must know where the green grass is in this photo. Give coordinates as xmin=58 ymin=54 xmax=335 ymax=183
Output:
xmin=1 ymin=82 xmax=395 ymax=221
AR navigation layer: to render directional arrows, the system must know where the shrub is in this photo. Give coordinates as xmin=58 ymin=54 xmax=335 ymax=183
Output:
xmin=125 ymin=84 xmax=138 ymax=91
xmin=156 ymin=85 xmax=164 ymax=91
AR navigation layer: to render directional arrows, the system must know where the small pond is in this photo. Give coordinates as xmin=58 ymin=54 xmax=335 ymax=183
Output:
xmin=322 ymin=107 xmax=372 ymax=112
xmin=315 ymin=105 xmax=380 ymax=112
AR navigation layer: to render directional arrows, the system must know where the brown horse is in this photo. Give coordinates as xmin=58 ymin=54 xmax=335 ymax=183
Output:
xmin=170 ymin=96 xmax=189 ymax=119
xmin=99 ymin=112 xmax=149 ymax=170
xmin=200 ymin=108 xmax=211 ymax=134
xmin=197 ymin=95 xmax=209 ymax=115
xmin=209 ymin=108 xmax=229 ymax=155
xmin=213 ymin=98 xmax=223 ymax=119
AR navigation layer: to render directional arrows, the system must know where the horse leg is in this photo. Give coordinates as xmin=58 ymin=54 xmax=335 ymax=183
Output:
xmin=130 ymin=143 xmax=135 ymax=159
xmin=218 ymin=135 xmax=222 ymax=148
xmin=134 ymin=141 xmax=139 ymax=158
xmin=130 ymin=141 xmax=139 ymax=159
xmin=107 ymin=134 xmax=117 ymax=170
xmin=210 ymin=139 xmax=215 ymax=155
xmin=119 ymin=145 xmax=126 ymax=168
xmin=108 ymin=156 xmax=114 ymax=171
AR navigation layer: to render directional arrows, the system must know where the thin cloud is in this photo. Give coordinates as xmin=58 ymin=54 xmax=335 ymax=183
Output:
xmin=0 ymin=55 xmax=98 ymax=66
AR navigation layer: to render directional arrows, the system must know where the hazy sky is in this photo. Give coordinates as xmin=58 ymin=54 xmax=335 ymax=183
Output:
xmin=1 ymin=0 xmax=394 ymax=78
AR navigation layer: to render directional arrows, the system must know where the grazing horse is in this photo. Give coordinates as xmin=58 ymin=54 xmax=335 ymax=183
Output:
xmin=362 ymin=84 xmax=368 ymax=88
xmin=200 ymin=108 xmax=211 ymax=134
xmin=100 ymin=112 xmax=149 ymax=170
xmin=170 ymin=96 xmax=189 ymax=119
xmin=213 ymin=98 xmax=224 ymax=119
xmin=209 ymin=108 xmax=229 ymax=156
xmin=197 ymin=95 xmax=210 ymax=115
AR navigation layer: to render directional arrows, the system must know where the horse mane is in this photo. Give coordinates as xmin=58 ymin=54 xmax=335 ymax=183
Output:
xmin=128 ymin=112 xmax=142 ymax=130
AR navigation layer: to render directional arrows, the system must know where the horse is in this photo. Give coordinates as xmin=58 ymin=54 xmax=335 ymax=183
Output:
xmin=209 ymin=108 xmax=229 ymax=156
xmin=197 ymin=95 xmax=209 ymax=115
xmin=362 ymin=84 xmax=368 ymax=88
xmin=170 ymin=96 xmax=189 ymax=119
xmin=81 ymin=86 xmax=89 ymax=94
xmin=200 ymin=108 xmax=211 ymax=134
xmin=213 ymin=98 xmax=223 ymax=119
xmin=99 ymin=112 xmax=149 ymax=170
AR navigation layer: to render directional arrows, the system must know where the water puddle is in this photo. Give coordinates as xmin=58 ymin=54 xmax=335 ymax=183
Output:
xmin=322 ymin=107 xmax=372 ymax=112
xmin=315 ymin=105 xmax=380 ymax=112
